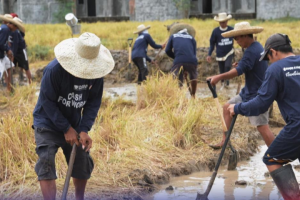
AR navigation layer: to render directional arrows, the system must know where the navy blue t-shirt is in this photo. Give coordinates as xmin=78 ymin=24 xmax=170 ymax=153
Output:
xmin=208 ymin=26 xmax=234 ymax=57
xmin=132 ymin=33 xmax=162 ymax=62
xmin=165 ymin=32 xmax=197 ymax=65
xmin=235 ymin=56 xmax=300 ymax=138
xmin=9 ymin=30 xmax=22 ymax=56
xmin=33 ymin=58 xmax=103 ymax=134
xmin=0 ymin=24 xmax=11 ymax=58
xmin=235 ymin=41 xmax=268 ymax=102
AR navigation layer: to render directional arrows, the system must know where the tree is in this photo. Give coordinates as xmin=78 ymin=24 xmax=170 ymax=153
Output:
xmin=172 ymin=0 xmax=191 ymax=18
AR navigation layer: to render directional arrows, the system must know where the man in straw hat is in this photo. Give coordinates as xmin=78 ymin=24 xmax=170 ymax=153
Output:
xmin=228 ymin=33 xmax=300 ymax=199
xmin=207 ymin=12 xmax=234 ymax=90
xmin=9 ymin=13 xmax=31 ymax=84
xmin=33 ymin=32 xmax=114 ymax=200
xmin=0 ymin=14 xmax=23 ymax=92
xmin=132 ymin=24 xmax=165 ymax=84
xmin=165 ymin=27 xmax=198 ymax=97
xmin=207 ymin=22 xmax=274 ymax=149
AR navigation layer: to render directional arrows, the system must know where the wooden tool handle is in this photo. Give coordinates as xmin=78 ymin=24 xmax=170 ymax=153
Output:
xmin=128 ymin=46 xmax=132 ymax=64
xmin=214 ymin=98 xmax=228 ymax=132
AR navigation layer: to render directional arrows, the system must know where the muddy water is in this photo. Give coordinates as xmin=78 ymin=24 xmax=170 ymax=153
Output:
xmin=150 ymin=140 xmax=300 ymax=200
xmin=104 ymin=82 xmax=238 ymax=101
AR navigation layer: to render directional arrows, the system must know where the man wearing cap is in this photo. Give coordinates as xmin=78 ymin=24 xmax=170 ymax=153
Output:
xmin=132 ymin=24 xmax=165 ymax=84
xmin=0 ymin=14 xmax=21 ymax=92
xmin=33 ymin=32 xmax=114 ymax=199
xmin=228 ymin=33 xmax=300 ymax=199
xmin=207 ymin=13 xmax=234 ymax=89
xmin=165 ymin=28 xmax=198 ymax=97
xmin=9 ymin=13 xmax=31 ymax=84
xmin=207 ymin=22 xmax=274 ymax=149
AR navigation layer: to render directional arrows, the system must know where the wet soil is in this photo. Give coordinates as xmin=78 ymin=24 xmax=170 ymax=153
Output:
xmin=97 ymin=83 xmax=287 ymax=200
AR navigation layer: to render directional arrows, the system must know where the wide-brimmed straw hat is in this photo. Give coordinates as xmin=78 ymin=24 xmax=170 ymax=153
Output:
xmin=0 ymin=14 xmax=25 ymax=33
xmin=222 ymin=22 xmax=263 ymax=38
xmin=214 ymin=12 xmax=232 ymax=22
xmin=11 ymin=17 xmax=25 ymax=33
xmin=0 ymin=14 xmax=13 ymax=22
xmin=133 ymin=24 xmax=151 ymax=34
xmin=54 ymin=32 xmax=115 ymax=79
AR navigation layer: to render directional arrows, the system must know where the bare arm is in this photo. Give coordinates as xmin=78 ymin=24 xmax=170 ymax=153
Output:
xmin=207 ymin=68 xmax=238 ymax=86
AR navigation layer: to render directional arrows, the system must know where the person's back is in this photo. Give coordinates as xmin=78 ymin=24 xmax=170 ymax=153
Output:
xmin=259 ymin=56 xmax=300 ymax=122
xmin=167 ymin=32 xmax=197 ymax=65
xmin=132 ymin=32 xmax=161 ymax=60
xmin=237 ymin=41 xmax=268 ymax=101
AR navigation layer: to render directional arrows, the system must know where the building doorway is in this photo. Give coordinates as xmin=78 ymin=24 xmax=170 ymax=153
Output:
xmin=88 ymin=0 xmax=96 ymax=16
xmin=203 ymin=0 xmax=212 ymax=13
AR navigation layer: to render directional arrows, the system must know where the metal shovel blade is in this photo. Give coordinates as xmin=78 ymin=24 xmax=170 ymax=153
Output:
xmin=196 ymin=193 xmax=209 ymax=200
xmin=228 ymin=147 xmax=238 ymax=170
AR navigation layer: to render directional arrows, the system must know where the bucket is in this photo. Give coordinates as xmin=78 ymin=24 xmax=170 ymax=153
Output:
xmin=71 ymin=24 xmax=81 ymax=35
xmin=65 ymin=13 xmax=78 ymax=26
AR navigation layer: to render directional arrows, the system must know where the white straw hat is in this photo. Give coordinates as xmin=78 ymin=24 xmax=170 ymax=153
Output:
xmin=10 ymin=17 xmax=25 ymax=33
xmin=214 ymin=12 xmax=232 ymax=22
xmin=222 ymin=22 xmax=263 ymax=38
xmin=133 ymin=24 xmax=151 ymax=34
xmin=0 ymin=14 xmax=13 ymax=22
xmin=54 ymin=32 xmax=115 ymax=79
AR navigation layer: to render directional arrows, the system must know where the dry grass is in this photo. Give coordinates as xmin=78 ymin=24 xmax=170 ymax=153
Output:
xmin=0 ymin=74 xmax=274 ymax=199
xmin=24 ymin=17 xmax=300 ymax=62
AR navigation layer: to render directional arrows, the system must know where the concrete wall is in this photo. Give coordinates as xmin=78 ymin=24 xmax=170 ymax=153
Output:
xmin=212 ymin=0 xmax=255 ymax=14
xmin=135 ymin=0 xmax=182 ymax=21
xmin=1 ymin=0 xmax=300 ymax=23
xmin=257 ymin=0 xmax=300 ymax=19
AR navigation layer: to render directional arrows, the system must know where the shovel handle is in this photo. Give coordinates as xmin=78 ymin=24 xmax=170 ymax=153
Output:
xmin=207 ymin=79 xmax=217 ymax=98
xmin=128 ymin=38 xmax=133 ymax=64
xmin=61 ymin=143 xmax=77 ymax=200
xmin=207 ymin=80 xmax=227 ymax=132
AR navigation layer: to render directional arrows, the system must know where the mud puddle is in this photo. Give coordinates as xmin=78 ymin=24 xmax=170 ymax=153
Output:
xmin=104 ymin=82 xmax=238 ymax=101
xmin=149 ymin=140 xmax=300 ymax=200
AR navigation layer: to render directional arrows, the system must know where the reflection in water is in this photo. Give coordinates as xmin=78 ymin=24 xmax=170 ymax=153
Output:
xmin=152 ymin=144 xmax=300 ymax=200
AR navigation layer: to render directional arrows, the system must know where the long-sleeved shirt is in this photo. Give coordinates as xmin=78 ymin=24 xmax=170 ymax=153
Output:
xmin=33 ymin=58 xmax=104 ymax=134
xmin=165 ymin=32 xmax=198 ymax=65
xmin=0 ymin=24 xmax=11 ymax=59
xmin=132 ymin=33 xmax=162 ymax=62
xmin=235 ymin=56 xmax=300 ymax=138
xmin=208 ymin=26 xmax=234 ymax=58
xmin=235 ymin=41 xmax=268 ymax=102
xmin=9 ymin=31 xmax=20 ymax=56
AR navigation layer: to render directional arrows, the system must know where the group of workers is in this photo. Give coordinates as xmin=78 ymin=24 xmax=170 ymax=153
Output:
xmin=0 ymin=13 xmax=31 ymax=93
xmin=7 ymin=10 xmax=296 ymax=200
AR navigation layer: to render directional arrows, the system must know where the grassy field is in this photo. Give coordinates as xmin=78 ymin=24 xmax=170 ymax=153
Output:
xmin=0 ymin=73 xmax=264 ymax=199
xmin=0 ymin=17 xmax=291 ymax=199
xmin=25 ymin=17 xmax=300 ymax=62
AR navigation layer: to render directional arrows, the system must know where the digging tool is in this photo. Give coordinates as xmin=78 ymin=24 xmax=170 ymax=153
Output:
xmin=126 ymin=38 xmax=133 ymax=80
xmin=196 ymin=114 xmax=238 ymax=200
xmin=61 ymin=143 xmax=77 ymax=200
xmin=207 ymin=80 xmax=238 ymax=170
xmin=184 ymin=71 xmax=192 ymax=96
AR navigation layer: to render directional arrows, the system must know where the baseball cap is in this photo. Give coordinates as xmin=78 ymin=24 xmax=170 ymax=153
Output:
xmin=259 ymin=33 xmax=292 ymax=61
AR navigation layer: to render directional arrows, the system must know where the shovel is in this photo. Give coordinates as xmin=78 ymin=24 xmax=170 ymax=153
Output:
xmin=196 ymin=114 xmax=238 ymax=200
xmin=207 ymin=80 xmax=238 ymax=170
xmin=126 ymin=38 xmax=133 ymax=80
xmin=61 ymin=143 xmax=77 ymax=200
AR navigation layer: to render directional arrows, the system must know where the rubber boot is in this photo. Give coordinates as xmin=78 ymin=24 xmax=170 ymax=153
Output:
xmin=270 ymin=164 xmax=300 ymax=200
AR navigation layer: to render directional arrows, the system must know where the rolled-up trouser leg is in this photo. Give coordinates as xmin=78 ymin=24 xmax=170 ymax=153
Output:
xmin=270 ymin=164 xmax=300 ymax=200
